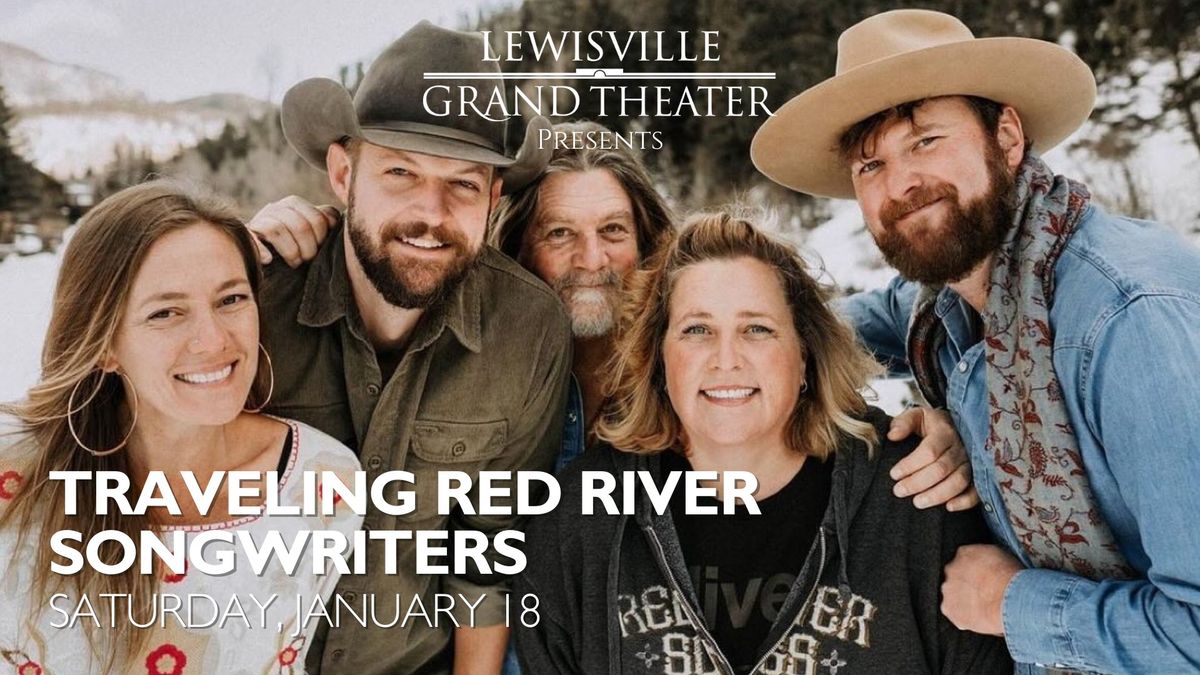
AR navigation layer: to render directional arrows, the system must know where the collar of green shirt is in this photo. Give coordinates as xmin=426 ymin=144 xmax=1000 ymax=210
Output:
xmin=295 ymin=225 xmax=483 ymax=354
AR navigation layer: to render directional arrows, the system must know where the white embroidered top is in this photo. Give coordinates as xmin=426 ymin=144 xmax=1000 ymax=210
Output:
xmin=0 ymin=417 xmax=362 ymax=675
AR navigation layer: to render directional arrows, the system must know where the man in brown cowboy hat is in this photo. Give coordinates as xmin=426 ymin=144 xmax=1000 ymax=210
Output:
xmin=251 ymin=21 xmax=571 ymax=675
xmin=753 ymin=9 xmax=1200 ymax=674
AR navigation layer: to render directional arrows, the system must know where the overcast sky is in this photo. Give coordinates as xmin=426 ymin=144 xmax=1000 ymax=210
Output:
xmin=0 ymin=0 xmax=508 ymax=102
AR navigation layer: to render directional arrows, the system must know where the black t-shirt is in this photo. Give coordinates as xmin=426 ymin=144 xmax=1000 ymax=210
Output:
xmin=665 ymin=451 xmax=833 ymax=674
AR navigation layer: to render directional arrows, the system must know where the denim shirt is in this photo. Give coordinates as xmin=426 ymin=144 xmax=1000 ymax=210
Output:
xmin=504 ymin=374 xmax=586 ymax=675
xmin=840 ymin=204 xmax=1200 ymax=673
xmin=556 ymin=375 xmax=587 ymax=473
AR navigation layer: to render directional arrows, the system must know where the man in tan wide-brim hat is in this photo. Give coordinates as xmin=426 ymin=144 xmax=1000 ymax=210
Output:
xmin=247 ymin=21 xmax=572 ymax=675
xmin=753 ymin=9 xmax=1200 ymax=674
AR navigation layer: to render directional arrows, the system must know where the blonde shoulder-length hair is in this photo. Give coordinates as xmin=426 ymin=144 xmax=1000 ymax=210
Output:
xmin=596 ymin=209 xmax=882 ymax=459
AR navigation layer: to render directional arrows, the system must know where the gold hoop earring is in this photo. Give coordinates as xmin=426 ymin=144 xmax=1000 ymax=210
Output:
xmin=67 ymin=370 xmax=138 ymax=457
xmin=244 ymin=343 xmax=275 ymax=413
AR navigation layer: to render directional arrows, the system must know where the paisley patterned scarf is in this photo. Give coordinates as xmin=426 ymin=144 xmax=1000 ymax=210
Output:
xmin=907 ymin=153 xmax=1135 ymax=582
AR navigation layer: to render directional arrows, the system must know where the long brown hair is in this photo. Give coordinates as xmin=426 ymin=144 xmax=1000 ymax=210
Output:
xmin=597 ymin=209 xmax=882 ymax=459
xmin=490 ymin=120 xmax=674 ymax=261
xmin=0 ymin=179 xmax=265 ymax=668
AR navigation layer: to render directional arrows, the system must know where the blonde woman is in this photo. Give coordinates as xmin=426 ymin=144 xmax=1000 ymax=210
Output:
xmin=515 ymin=211 xmax=1011 ymax=674
xmin=0 ymin=181 xmax=360 ymax=674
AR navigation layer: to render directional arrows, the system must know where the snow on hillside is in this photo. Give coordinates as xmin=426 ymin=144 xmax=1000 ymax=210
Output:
xmin=13 ymin=110 xmax=233 ymax=180
xmin=1062 ymin=124 xmax=1200 ymax=231
xmin=0 ymin=41 xmax=142 ymax=108
xmin=1 ymin=41 xmax=270 ymax=180
xmin=802 ymin=200 xmax=894 ymax=293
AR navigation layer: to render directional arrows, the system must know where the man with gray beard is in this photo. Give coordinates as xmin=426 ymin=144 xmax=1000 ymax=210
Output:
xmin=491 ymin=121 xmax=674 ymax=461
xmin=489 ymin=120 xmax=669 ymax=675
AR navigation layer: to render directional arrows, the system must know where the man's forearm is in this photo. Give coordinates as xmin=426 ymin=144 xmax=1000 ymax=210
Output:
xmin=1003 ymin=569 xmax=1200 ymax=672
xmin=453 ymin=623 xmax=509 ymax=675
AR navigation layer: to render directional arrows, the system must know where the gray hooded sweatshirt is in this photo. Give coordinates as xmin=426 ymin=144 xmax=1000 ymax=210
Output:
xmin=514 ymin=408 xmax=1012 ymax=674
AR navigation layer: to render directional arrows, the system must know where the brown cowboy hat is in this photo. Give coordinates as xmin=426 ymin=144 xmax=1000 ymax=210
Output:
xmin=751 ymin=9 xmax=1096 ymax=199
xmin=282 ymin=21 xmax=551 ymax=194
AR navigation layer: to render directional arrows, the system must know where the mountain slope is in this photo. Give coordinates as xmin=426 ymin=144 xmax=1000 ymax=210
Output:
xmin=0 ymin=41 xmax=271 ymax=180
xmin=0 ymin=41 xmax=142 ymax=108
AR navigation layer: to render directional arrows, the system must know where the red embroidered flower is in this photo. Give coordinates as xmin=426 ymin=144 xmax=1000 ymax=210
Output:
xmin=278 ymin=646 xmax=298 ymax=666
xmin=316 ymin=481 xmax=343 ymax=506
xmin=145 ymin=643 xmax=187 ymax=675
xmin=278 ymin=636 xmax=305 ymax=673
xmin=17 ymin=661 xmax=43 ymax=675
xmin=162 ymin=559 xmax=188 ymax=584
xmin=0 ymin=470 xmax=23 ymax=500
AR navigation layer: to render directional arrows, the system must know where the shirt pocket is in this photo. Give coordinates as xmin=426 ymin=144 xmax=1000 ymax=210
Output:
xmin=404 ymin=419 xmax=510 ymax=527
xmin=410 ymin=419 xmax=509 ymax=464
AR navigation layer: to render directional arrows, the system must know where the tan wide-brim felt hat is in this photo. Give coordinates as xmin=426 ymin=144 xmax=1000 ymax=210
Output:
xmin=751 ymin=9 xmax=1096 ymax=199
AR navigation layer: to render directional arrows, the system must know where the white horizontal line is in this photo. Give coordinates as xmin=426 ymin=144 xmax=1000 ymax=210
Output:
xmin=424 ymin=71 xmax=775 ymax=80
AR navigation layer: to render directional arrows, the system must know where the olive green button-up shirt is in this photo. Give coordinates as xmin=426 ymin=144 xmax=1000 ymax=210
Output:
xmin=260 ymin=228 xmax=571 ymax=675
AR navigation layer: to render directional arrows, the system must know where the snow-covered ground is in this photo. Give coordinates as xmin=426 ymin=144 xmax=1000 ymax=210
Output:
xmin=0 ymin=250 xmax=60 ymax=403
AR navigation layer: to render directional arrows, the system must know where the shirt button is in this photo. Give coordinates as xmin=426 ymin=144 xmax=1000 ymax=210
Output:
xmin=331 ymin=649 xmax=345 ymax=661
xmin=343 ymin=591 xmax=357 ymax=603
xmin=983 ymin=502 xmax=994 ymax=513
xmin=451 ymin=441 xmax=467 ymax=457
xmin=367 ymin=455 xmax=383 ymax=470
xmin=957 ymin=360 xmax=968 ymax=373
xmin=366 ymin=383 xmax=380 ymax=396
xmin=567 ymin=411 xmax=578 ymax=424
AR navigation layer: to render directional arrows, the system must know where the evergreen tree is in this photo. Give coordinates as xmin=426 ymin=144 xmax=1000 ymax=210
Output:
xmin=1065 ymin=0 xmax=1200 ymax=157
xmin=0 ymin=83 xmax=39 ymax=220
xmin=0 ymin=83 xmax=21 ymax=214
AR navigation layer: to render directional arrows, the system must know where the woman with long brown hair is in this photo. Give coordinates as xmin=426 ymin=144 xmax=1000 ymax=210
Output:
xmin=515 ymin=209 xmax=1011 ymax=674
xmin=0 ymin=180 xmax=360 ymax=674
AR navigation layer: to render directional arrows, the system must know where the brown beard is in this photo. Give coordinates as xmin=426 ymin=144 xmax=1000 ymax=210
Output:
xmin=873 ymin=139 xmax=1015 ymax=285
xmin=346 ymin=185 xmax=480 ymax=309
